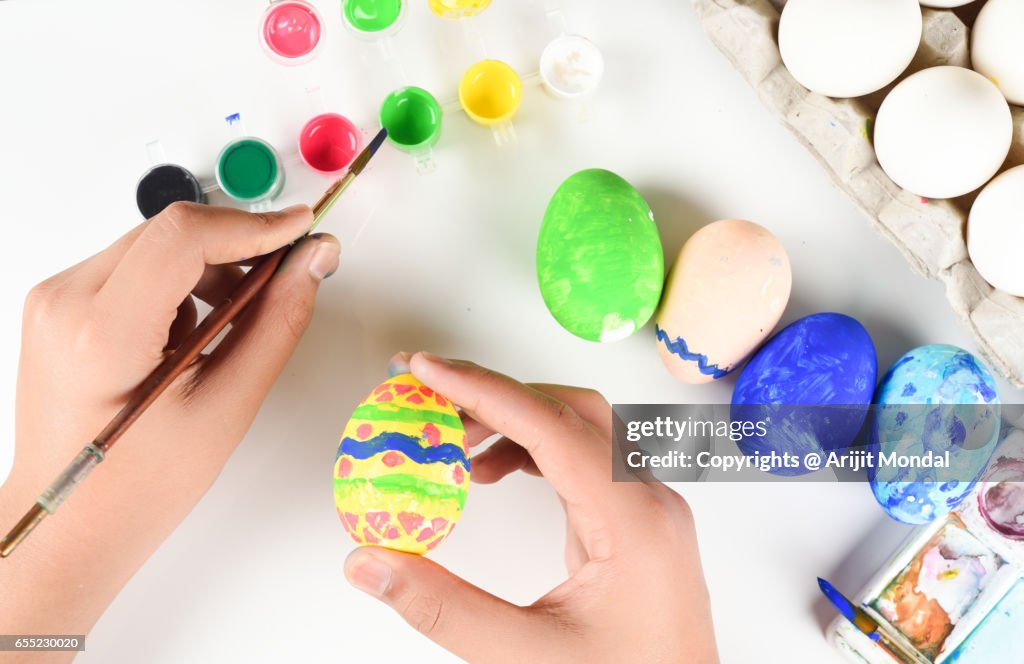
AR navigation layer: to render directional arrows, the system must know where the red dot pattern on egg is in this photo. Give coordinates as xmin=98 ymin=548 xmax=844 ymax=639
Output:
xmin=336 ymin=458 xmax=353 ymax=478
xmin=343 ymin=509 xmax=460 ymax=550
xmin=423 ymin=422 xmax=441 ymax=447
xmin=399 ymin=512 xmax=424 ymax=533
xmin=382 ymin=451 xmax=405 ymax=467
xmin=356 ymin=423 xmax=372 ymax=439
xmin=366 ymin=512 xmax=389 ymax=531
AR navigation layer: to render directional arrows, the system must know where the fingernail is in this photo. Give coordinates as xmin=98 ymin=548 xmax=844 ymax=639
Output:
xmin=280 ymin=204 xmax=310 ymax=215
xmin=388 ymin=352 xmax=413 ymax=377
xmin=418 ymin=351 xmax=451 ymax=366
xmin=308 ymin=239 xmax=340 ymax=281
xmin=345 ymin=551 xmax=392 ymax=598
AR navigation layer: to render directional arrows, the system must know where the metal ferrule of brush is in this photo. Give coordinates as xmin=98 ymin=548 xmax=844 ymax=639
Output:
xmin=38 ymin=445 xmax=105 ymax=513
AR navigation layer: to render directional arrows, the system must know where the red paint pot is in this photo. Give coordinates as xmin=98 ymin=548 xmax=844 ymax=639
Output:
xmin=298 ymin=113 xmax=362 ymax=175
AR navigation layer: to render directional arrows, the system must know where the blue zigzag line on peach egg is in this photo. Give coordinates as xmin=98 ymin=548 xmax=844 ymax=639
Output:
xmin=339 ymin=432 xmax=470 ymax=470
xmin=655 ymin=326 xmax=729 ymax=379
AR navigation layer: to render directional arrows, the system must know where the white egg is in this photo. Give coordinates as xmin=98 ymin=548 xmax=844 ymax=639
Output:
xmin=973 ymin=0 xmax=1024 ymax=105
xmin=779 ymin=0 xmax=922 ymax=98
xmin=968 ymin=165 xmax=1024 ymax=297
xmin=874 ymin=66 xmax=1012 ymax=199
xmin=920 ymin=1 xmax=975 ymax=7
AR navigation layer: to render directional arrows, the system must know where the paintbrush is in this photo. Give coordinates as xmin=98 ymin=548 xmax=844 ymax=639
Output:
xmin=818 ymin=577 xmax=929 ymax=664
xmin=0 ymin=128 xmax=388 ymax=559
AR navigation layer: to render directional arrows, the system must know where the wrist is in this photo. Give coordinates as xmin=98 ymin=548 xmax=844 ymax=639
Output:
xmin=0 ymin=469 xmax=141 ymax=640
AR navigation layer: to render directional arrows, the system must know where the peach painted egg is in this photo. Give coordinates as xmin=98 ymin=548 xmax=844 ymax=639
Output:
xmin=333 ymin=374 xmax=469 ymax=554
xmin=655 ymin=219 xmax=791 ymax=384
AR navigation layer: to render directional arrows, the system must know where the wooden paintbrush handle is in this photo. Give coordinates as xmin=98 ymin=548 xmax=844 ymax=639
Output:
xmin=93 ymin=245 xmax=291 ymax=453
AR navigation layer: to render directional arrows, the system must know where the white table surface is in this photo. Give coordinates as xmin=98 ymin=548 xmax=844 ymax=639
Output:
xmin=1 ymin=0 xmax=1020 ymax=662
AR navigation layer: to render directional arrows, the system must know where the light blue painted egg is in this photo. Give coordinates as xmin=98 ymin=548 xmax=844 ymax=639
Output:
xmin=869 ymin=345 xmax=1001 ymax=525
xmin=731 ymin=313 xmax=878 ymax=476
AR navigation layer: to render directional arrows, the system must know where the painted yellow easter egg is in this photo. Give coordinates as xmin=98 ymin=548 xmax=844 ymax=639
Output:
xmin=428 ymin=0 xmax=491 ymax=19
xmin=334 ymin=374 xmax=469 ymax=554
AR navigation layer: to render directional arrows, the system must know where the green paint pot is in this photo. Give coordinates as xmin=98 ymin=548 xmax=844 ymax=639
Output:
xmin=343 ymin=0 xmax=404 ymax=35
xmin=379 ymin=87 xmax=443 ymax=152
xmin=215 ymin=137 xmax=285 ymax=205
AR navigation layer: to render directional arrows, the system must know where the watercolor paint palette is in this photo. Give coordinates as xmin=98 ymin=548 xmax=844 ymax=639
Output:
xmin=691 ymin=0 xmax=1024 ymax=387
xmin=827 ymin=433 xmax=1024 ymax=663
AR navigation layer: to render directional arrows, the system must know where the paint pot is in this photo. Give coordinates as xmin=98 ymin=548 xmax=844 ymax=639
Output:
xmin=980 ymin=458 xmax=1024 ymax=541
xmin=428 ymin=0 xmax=491 ymax=19
xmin=380 ymin=87 xmax=442 ymax=173
xmin=459 ymin=59 xmax=522 ymax=146
xmin=341 ymin=0 xmax=405 ymax=37
xmin=298 ymin=113 xmax=363 ymax=175
xmin=539 ymin=35 xmax=604 ymax=99
xmin=136 ymin=164 xmax=205 ymax=219
xmin=215 ymin=137 xmax=285 ymax=206
xmin=260 ymin=0 xmax=324 ymax=65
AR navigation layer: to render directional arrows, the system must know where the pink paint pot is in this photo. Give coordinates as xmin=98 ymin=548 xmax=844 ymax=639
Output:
xmin=260 ymin=1 xmax=324 ymax=65
xmin=298 ymin=113 xmax=363 ymax=175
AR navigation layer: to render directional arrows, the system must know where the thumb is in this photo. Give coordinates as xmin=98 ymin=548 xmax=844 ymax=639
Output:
xmin=344 ymin=547 xmax=549 ymax=661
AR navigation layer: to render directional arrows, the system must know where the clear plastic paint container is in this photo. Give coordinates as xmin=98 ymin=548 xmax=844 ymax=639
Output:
xmin=459 ymin=59 xmax=522 ymax=147
xmin=379 ymin=86 xmax=443 ymax=173
xmin=215 ymin=137 xmax=286 ymax=209
xmin=136 ymin=164 xmax=206 ymax=219
xmin=980 ymin=457 xmax=1024 ymax=541
xmin=259 ymin=0 xmax=324 ymax=65
xmin=539 ymin=34 xmax=604 ymax=100
xmin=298 ymin=112 xmax=363 ymax=175
xmin=428 ymin=0 xmax=492 ymax=20
xmin=135 ymin=140 xmax=210 ymax=219
xmin=341 ymin=0 xmax=406 ymax=38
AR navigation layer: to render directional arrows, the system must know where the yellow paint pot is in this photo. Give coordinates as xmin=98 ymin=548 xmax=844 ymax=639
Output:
xmin=459 ymin=59 xmax=523 ymax=128
xmin=428 ymin=0 xmax=491 ymax=19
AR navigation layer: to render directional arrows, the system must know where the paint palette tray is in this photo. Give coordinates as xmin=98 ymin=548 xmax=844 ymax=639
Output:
xmin=691 ymin=0 xmax=1024 ymax=387
xmin=827 ymin=512 xmax=1024 ymax=663
xmin=827 ymin=431 xmax=1024 ymax=663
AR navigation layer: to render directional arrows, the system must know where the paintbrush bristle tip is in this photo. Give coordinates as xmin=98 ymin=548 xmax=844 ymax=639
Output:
xmin=369 ymin=128 xmax=387 ymax=155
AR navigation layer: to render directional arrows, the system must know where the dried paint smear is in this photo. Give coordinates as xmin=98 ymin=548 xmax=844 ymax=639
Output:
xmin=870 ymin=517 xmax=1006 ymax=659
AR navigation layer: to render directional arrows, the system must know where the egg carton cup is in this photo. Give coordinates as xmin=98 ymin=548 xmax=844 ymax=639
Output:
xmin=691 ymin=0 xmax=1024 ymax=387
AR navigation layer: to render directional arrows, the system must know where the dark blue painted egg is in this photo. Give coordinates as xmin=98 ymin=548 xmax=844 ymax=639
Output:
xmin=869 ymin=345 xmax=1000 ymax=525
xmin=731 ymin=313 xmax=878 ymax=475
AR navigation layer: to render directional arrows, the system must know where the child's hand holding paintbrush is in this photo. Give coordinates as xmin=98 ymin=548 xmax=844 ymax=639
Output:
xmin=0 ymin=201 xmax=340 ymax=642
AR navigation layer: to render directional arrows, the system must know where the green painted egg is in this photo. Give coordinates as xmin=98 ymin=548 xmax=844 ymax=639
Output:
xmin=536 ymin=169 xmax=665 ymax=342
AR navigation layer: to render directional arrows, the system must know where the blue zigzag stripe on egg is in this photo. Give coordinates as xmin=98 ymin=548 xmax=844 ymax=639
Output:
xmin=655 ymin=326 xmax=729 ymax=379
xmin=338 ymin=432 xmax=471 ymax=470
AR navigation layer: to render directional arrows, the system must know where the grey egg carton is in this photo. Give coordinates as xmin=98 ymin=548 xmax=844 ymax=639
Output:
xmin=692 ymin=0 xmax=1024 ymax=387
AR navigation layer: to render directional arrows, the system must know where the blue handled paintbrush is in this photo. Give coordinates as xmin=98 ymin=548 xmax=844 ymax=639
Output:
xmin=818 ymin=577 xmax=927 ymax=664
